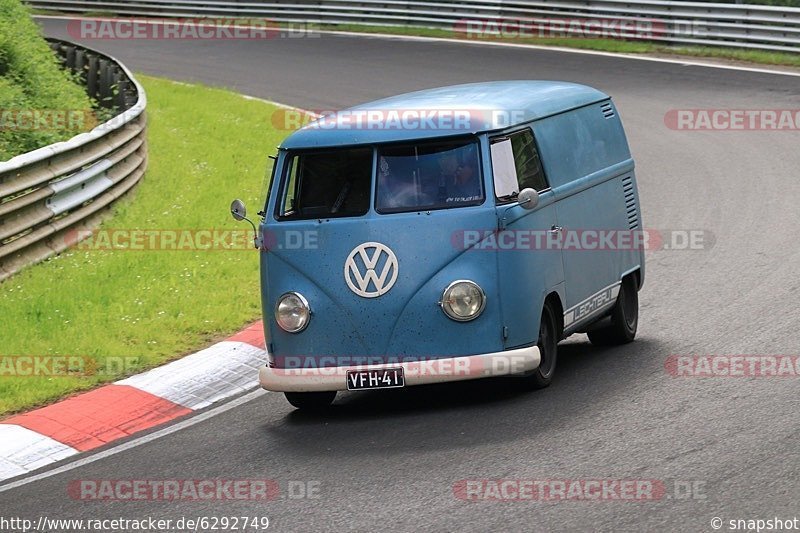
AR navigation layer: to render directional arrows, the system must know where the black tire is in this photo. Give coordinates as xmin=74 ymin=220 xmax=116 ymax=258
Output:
xmin=284 ymin=391 xmax=336 ymax=411
xmin=525 ymin=302 xmax=559 ymax=389
xmin=587 ymin=275 xmax=638 ymax=346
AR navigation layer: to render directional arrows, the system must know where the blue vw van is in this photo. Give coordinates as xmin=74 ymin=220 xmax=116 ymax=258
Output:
xmin=231 ymin=81 xmax=644 ymax=410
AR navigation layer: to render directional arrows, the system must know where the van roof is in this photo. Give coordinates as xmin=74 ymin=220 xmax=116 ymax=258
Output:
xmin=280 ymin=80 xmax=609 ymax=149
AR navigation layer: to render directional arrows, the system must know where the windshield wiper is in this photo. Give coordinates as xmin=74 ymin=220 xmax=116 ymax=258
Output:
xmin=331 ymin=181 xmax=352 ymax=213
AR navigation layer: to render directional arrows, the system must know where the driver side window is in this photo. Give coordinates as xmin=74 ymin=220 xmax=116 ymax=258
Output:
xmin=491 ymin=128 xmax=548 ymax=203
xmin=281 ymin=157 xmax=299 ymax=215
xmin=510 ymin=129 xmax=548 ymax=192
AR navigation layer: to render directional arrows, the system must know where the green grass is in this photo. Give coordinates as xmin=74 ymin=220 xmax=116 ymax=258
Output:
xmin=319 ymin=23 xmax=800 ymax=68
xmin=0 ymin=0 xmax=97 ymax=160
xmin=328 ymin=23 xmax=651 ymax=53
xmin=0 ymin=75 xmax=285 ymax=416
xmin=655 ymin=44 xmax=800 ymax=67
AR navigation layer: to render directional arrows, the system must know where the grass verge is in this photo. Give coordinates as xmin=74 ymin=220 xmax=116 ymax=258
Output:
xmin=0 ymin=75 xmax=285 ymax=416
xmin=0 ymin=0 xmax=97 ymax=161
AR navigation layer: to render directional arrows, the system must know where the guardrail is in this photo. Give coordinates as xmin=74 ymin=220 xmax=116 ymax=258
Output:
xmin=0 ymin=39 xmax=147 ymax=282
xmin=27 ymin=0 xmax=800 ymax=52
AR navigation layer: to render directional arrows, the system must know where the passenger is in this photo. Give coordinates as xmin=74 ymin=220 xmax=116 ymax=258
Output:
xmin=436 ymin=150 xmax=481 ymax=203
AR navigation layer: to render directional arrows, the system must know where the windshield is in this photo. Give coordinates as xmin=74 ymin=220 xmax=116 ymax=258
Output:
xmin=376 ymin=140 xmax=483 ymax=213
xmin=275 ymin=139 xmax=483 ymax=220
xmin=276 ymin=148 xmax=372 ymax=220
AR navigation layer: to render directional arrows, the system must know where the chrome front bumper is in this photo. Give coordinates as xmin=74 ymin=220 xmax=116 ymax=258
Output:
xmin=259 ymin=346 xmax=541 ymax=392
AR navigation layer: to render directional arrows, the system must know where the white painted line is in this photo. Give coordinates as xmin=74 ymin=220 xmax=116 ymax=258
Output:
xmin=117 ymin=341 xmax=267 ymax=410
xmin=0 ymin=425 xmax=78 ymax=481
xmin=240 ymin=94 xmax=318 ymax=116
xmin=319 ymin=30 xmax=800 ymax=78
xmin=0 ymin=389 xmax=266 ymax=492
xmin=150 ymin=78 xmax=315 ymax=116
xmin=35 ymin=15 xmax=800 ymax=78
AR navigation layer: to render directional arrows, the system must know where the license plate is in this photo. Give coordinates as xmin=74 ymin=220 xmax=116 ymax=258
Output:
xmin=346 ymin=368 xmax=405 ymax=390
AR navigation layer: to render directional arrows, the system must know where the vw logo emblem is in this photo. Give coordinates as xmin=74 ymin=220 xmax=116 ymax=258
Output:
xmin=344 ymin=242 xmax=399 ymax=298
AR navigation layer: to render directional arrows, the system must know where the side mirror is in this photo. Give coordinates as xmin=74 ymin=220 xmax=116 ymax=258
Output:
xmin=229 ymin=199 xmax=261 ymax=249
xmin=230 ymin=199 xmax=247 ymax=221
xmin=518 ymin=188 xmax=539 ymax=210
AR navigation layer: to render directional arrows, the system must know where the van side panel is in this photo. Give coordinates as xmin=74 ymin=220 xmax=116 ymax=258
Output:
xmin=533 ymin=101 xmax=631 ymax=188
xmin=532 ymin=101 xmax=642 ymax=330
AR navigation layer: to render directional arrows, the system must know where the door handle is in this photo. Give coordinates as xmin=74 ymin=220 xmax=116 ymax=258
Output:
xmin=550 ymin=225 xmax=563 ymax=233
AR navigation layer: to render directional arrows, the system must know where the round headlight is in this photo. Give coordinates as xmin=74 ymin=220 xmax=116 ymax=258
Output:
xmin=440 ymin=280 xmax=486 ymax=322
xmin=275 ymin=292 xmax=310 ymax=333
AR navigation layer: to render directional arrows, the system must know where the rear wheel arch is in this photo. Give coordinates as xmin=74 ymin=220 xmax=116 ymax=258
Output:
xmin=629 ymin=268 xmax=642 ymax=291
xmin=587 ymin=273 xmax=639 ymax=346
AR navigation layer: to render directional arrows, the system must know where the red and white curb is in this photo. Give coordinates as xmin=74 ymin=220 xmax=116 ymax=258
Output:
xmin=0 ymin=322 xmax=266 ymax=482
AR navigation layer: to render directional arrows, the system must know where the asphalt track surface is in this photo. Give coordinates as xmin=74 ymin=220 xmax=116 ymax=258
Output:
xmin=2 ymin=17 xmax=799 ymax=532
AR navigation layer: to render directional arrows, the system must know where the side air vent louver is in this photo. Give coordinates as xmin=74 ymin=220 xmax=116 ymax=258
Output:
xmin=601 ymin=102 xmax=615 ymax=119
xmin=622 ymin=176 xmax=638 ymax=229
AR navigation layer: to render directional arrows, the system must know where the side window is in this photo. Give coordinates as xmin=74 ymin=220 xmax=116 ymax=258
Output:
xmin=281 ymin=157 xmax=299 ymax=215
xmin=490 ymin=128 xmax=548 ymax=202
xmin=261 ymin=153 xmax=278 ymax=216
xmin=510 ymin=129 xmax=547 ymax=192
xmin=277 ymin=148 xmax=372 ymax=220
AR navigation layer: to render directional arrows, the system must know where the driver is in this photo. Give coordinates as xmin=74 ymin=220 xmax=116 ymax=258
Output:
xmin=377 ymin=156 xmax=418 ymax=209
